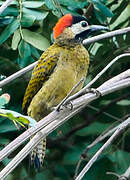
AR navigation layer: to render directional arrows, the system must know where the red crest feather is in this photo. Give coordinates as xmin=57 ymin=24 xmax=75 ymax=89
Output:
xmin=53 ymin=14 xmax=73 ymax=39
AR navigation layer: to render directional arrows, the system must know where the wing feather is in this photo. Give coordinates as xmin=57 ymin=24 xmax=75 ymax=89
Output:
xmin=22 ymin=45 xmax=60 ymax=114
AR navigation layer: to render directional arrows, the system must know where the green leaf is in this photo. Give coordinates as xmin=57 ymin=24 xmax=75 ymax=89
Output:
xmin=0 ymin=19 xmax=20 ymax=45
xmin=1 ymin=7 xmax=19 ymax=17
xmin=76 ymin=122 xmax=111 ymax=136
xmin=0 ymin=89 xmax=2 ymax=95
xmin=90 ymin=42 xmax=102 ymax=56
xmin=11 ymin=29 xmax=21 ymax=50
xmin=18 ymin=39 xmax=33 ymax=67
xmin=30 ymin=45 xmax=40 ymax=59
xmin=110 ymin=0 xmax=124 ymax=11
xmin=21 ymin=13 xmax=36 ymax=27
xmin=111 ymin=150 xmax=130 ymax=174
xmin=0 ymin=137 xmax=9 ymax=146
xmin=18 ymin=40 xmax=31 ymax=59
xmin=59 ymin=0 xmax=88 ymax=9
xmin=0 ymin=17 xmax=13 ymax=26
xmin=93 ymin=0 xmax=113 ymax=17
xmin=0 ymin=0 xmax=18 ymax=6
xmin=63 ymin=148 xmax=81 ymax=165
xmin=44 ymin=0 xmax=56 ymax=10
xmin=23 ymin=7 xmax=48 ymax=20
xmin=23 ymin=1 xmax=45 ymax=8
xmin=95 ymin=10 xmax=107 ymax=24
xmin=110 ymin=4 xmax=130 ymax=29
xmin=0 ymin=119 xmax=16 ymax=133
xmin=117 ymin=100 xmax=130 ymax=106
xmin=0 ymin=109 xmax=37 ymax=127
xmin=22 ymin=29 xmax=50 ymax=51
xmin=85 ymin=157 xmax=115 ymax=180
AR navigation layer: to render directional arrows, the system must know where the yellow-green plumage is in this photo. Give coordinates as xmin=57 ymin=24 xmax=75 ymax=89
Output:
xmin=22 ymin=27 xmax=89 ymax=166
xmin=22 ymin=46 xmax=60 ymax=115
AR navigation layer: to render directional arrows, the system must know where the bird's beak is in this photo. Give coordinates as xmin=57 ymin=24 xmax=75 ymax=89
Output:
xmin=87 ymin=25 xmax=109 ymax=33
xmin=75 ymin=24 xmax=109 ymax=42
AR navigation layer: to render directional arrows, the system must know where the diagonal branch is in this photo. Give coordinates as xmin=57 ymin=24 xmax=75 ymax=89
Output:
xmin=64 ymin=53 xmax=130 ymax=105
xmin=74 ymin=117 xmax=129 ymax=178
xmin=0 ymin=0 xmax=14 ymax=14
xmin=75 ymin=118 xmax=130 ymax=180
xmin=83 ymin=27 xmax=130 ymax=45
xmin=0 ymin=69 xmax=130 ymax=179
xmin=0 ymin=61 xmax=37 ymax=88
xmin=0 ymin=29 xmax=130 ymax=88
xmin=107 ymin=166 xmax=130 ymax=180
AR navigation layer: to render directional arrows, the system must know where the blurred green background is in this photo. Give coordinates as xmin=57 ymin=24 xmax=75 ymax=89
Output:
xmin=0 ymin=0 xmax=130 ymax=179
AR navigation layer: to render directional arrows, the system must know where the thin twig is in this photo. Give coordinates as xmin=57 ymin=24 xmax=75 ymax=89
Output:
xmin=53 ymin=0 xmax=64 ymax=16
xmin=50 ymin=105 xmax=120 ymax=145
xmin=56 ymin=77 xmax=84 ymax=111
xmin=87 ymin=104 xmax=121 ymax=121
xmin=0 ymin=61 xmax=37 ymax=88
xmin=123 ymin=166 xmax=130 ymax=180
xmin=0 ymin=69 xmax=129 ymax=162
xmin=18 ymin=0 xmax=24 ymax=39
xmin=0 ymin=70 xmax=130 ymax=179
xmin=64 ymin=53 xmax=130 ymax=104
xmin=83 ymin=27 xmax=130 ymax=45
xmin=74 ymin=118 xmax=124 ymax=178
xmin=75 ymin=118 xmax=130 ymax=180
xmin=93 ymin=93 xmax=130 ymax=117
xmin=107 ymin=172 xmax=120 ymax=178
xmin=107 ymin=166 xmax=130 ymax=180
xmin=0 ymin=0 xmax=14 ymax=14
xmin=0 ymin=29 xmax=129 ymax=88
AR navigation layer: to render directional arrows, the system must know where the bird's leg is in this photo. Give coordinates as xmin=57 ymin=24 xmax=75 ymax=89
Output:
xmin=85 ymin=88 xmax=102 ymax=98
xmin=52 ymin=88 xmax=101 ymax=112
xmin=56 ymin=77 xmax=85 ymax=111
xmin=62 ymin=100 xmax=73 ymax=110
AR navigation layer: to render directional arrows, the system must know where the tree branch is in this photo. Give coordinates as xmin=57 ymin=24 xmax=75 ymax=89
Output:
xmin=121 ymin=166 xmax=130 ymax=180
xmin=74 ymin=117 xmax=129 ymax=178
xmin=0 ymin=0 xmax=14 ymax=14
xmin=0 ymin=30 xmax=130 ymax=88
xmin=0 ymin=69 xmax=130 ymax=179
xmin=83 ymin=27 xmax=130 ymax=45
xmin=75 ymin=118 xmax=130 ymax=180
xmin=107 ymin=166 xmax=130 ymax=180
xmin=93 ymin=93 xmax=130 ymax=117
xmin=0 ymin=62 xmax=37 ymax=88
xmin=50 ymin=102 xmax=121 ymax=145
xmin=64 ymin=53 xmax=130 ymax=105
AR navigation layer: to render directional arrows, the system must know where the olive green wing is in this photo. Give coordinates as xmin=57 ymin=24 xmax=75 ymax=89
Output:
xmin=22 ymin=46 xmax=60 ymax=114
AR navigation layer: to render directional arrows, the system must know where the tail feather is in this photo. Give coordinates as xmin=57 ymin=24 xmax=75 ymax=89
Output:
xmin=31 ymin=138 xmax=46 ymax=169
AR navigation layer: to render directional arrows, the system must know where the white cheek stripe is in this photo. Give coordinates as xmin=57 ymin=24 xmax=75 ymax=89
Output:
xmin=70 ymin=23 xmax=89 ymax=35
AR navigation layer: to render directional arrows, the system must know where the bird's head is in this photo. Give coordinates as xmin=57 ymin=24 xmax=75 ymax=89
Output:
xmin=53 ymin=14 xmax=108 ymax=42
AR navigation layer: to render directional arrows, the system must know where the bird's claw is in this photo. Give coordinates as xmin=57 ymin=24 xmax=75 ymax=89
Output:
xmin=63 ymin=101 xmax=73 ymax=110
xmin=54 ymin=101 xmax=73 ymax=112
xmin=86 ymin=88 xmax=101 ymax=98
xmin=51 ymin=106 xmax=63 ymax=112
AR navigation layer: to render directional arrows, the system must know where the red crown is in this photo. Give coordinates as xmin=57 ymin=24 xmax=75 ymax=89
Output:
xmin=53 ymin=14 xmax=73 ymax=39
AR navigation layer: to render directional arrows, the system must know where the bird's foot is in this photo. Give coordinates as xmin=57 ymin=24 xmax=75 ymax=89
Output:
xmin=54 ymin=101 xmax=73 ymax=112
xmin=51 ymin=106 xmax=60 ymax=111
xmin=86 ymin=88 xmax=101 ymax=98
xmin=62 ymin=101 xmax=73 ymax=110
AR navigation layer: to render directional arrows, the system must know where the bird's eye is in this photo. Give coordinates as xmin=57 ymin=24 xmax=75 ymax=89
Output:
xmin=81 ymin=21 xmax=88 ymax=27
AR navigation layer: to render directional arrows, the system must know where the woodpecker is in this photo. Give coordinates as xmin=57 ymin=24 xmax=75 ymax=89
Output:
xmin=22 ymin=14 xmax=107 ymax=168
